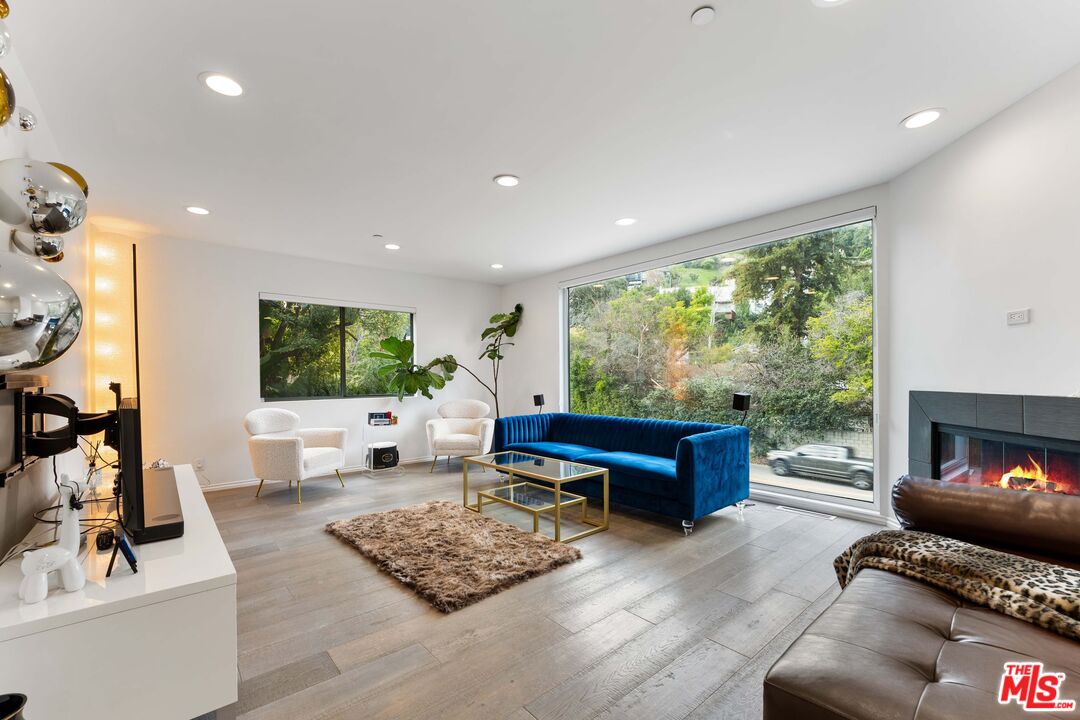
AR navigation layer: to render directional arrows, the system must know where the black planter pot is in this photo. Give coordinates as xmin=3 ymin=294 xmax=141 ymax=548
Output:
xmin=0 ymin=694 xmax=26 ymax=720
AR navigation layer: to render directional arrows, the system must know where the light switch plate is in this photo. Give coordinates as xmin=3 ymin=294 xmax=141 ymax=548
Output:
xmin=1006 ymin=308 xmax=1031 ymax=326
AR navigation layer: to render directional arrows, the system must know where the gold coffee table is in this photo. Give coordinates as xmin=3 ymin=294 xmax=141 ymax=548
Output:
xmin=463 ymin=451 xmax=609 ymax=542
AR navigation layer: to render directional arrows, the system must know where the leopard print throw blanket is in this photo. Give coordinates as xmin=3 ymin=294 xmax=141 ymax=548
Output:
xmin=834 ymin=530 xmax=1080 ymax=641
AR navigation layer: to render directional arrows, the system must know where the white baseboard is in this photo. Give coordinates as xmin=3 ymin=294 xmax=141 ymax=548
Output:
xmin=199 ymin=456 xmax=434 ymax=493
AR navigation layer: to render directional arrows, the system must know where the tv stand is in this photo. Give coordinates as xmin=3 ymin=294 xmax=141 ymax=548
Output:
xmin=0 ymin=464 xmax=237 ymax=719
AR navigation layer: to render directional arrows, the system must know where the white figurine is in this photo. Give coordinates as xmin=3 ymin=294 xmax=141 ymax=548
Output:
xmin=18 ymin=475 xmax=86 ymax=604
xmin=18 ymin=547 xmax=78 ymax=603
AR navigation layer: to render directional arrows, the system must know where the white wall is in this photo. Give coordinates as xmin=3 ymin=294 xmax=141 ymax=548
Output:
xmin=132 ymin=235 xmax=501 ymax=487
xmin=884 ymin=62 xmax=1080 ymax=488
xmin=0 ymin=47 xmax=88 ymax=554
xmin=501 ymin=61 xmax=1080 ymax=517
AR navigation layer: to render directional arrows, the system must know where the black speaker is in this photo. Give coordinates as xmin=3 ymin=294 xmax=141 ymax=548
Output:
xmin=732 ymin=392 xmax=751 ymax=413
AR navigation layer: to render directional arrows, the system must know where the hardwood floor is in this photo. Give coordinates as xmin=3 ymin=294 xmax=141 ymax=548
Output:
xmin=204 ymin=462 xmax=879 ymax=720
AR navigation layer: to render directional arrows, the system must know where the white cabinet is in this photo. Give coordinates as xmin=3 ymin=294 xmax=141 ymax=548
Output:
xmin=0 ymin=465 xmax=237 ymax=719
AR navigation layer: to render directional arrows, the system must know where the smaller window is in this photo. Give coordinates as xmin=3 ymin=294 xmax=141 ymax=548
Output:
xmin=259 ymin=296 xmax=413 ymax=399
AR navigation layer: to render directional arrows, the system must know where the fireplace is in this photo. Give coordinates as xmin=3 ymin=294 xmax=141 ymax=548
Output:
xmin=938 ymin=426 xmax=1080 ymax=495
xmin=910 ymin=391 xmax=1080 ymax=497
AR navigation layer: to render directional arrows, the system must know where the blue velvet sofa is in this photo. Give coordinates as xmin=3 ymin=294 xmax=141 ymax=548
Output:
xmin=492 ymin=413 xmax=749 ymax=530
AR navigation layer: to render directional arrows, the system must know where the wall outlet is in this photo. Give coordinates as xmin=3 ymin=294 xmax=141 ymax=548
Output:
xmin=1006 ymin=308 xmax=1031 ymax=326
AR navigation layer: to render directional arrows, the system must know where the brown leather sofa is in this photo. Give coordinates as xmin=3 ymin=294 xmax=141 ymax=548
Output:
xmin=763 ymin=476 xmax=1080 ymax=719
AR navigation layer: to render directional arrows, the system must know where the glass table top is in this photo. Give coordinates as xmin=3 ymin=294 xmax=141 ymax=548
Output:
xmin=481 ymin=482 xmax=583 ymax=510
xmin=467 ymin=451 xmax=604 ymax=480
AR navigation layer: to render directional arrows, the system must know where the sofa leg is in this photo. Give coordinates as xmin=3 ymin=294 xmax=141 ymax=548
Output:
xmin=336 ymin=469 xmax=345 ymax=488
xmin=736 ymin=501 xmax=746 ymax=519
xmin=255 ymin=479 xmax=264 ymax=498
xmin=682 ymin=520 xmax=695 ymax=536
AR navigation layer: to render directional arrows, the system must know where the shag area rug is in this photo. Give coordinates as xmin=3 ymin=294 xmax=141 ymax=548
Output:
xmin=326 ymin=500 xmax=582 ymax=612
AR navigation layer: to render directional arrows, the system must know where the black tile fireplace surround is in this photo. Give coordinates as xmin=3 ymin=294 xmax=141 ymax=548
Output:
xmin=910 ymin=391 xmax=1080 ymax=496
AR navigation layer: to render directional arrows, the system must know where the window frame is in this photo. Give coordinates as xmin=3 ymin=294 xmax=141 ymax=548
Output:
xmin=258 ymin=292 xmax=417 ymax=401
xmin=559 ymin=207 xmax=879 ymax=510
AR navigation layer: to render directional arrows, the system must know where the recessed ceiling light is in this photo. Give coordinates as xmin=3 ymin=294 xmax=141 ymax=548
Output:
xmin=493 ymin=175 xmax=519 ymax=187
xmin=199 ymin=72 xmax=243 ymax=97
xmin=186 ymin=206 xmax=210 ymax=215
xmin=901 ymin=108 xmax=945 ymax=129
xmin=614 ymin=218 xmax=637 ymax=226
xmin=384 ymin=243 xmax=401 ymax=250
xmin=690 ymin=6 xmax=716 ymax=25
xmin=490 ymin=263 xmax=504 ymax=269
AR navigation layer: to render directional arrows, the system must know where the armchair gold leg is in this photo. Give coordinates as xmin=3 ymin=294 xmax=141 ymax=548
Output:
xmin=429 ymin=456 xmax=438 ymax=473
xmin=296 ymin=480 xmax=302 ymax=504
xmin=255 ymin=479 xmax=264 ymax=498
xmin=336 ymin=469 xmax=345 ymax=488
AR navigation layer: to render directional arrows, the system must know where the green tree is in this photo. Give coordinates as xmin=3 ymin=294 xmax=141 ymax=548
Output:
xmin=729 ymin=223 xmax=870 ymax=339
xmin=808 ymin=292 xmax=873 ymax=416
xmin=259 ymin=300 xmax=341 ymax=397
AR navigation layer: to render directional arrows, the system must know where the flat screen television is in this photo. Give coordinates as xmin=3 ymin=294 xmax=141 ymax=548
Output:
xmin=116 ymin=244 xmax=183 ymax=544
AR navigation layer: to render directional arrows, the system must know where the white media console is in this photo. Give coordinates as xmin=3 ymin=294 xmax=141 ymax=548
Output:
xmin=0 ymin=464 xmax=237 ymax=719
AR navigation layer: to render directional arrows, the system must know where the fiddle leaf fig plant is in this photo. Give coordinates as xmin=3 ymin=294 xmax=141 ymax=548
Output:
xmin=369 ymin=303 xmax=523 ymax=415
xmin=369 ymin=336 xmax=459 ymax=401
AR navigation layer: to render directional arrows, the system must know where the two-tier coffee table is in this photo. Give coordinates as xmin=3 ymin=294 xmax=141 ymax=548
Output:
xmin=462 ymin=451 xmax=609 ymax=542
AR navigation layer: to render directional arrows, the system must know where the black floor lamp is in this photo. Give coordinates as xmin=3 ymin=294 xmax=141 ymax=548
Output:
xmin=534 ymin=394 xmax=545 ymax=414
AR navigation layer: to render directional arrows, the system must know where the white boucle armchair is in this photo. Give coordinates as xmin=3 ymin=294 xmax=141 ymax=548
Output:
xmin=426 ymin=399 xmax=494 ymax=472
xmin=243 ymin=408 xmax=348 ymax=503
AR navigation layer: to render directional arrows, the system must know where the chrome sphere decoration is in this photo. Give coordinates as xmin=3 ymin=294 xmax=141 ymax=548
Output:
xmin=0 ymin=20 xmax=11 ymax=58
xmin=11 ymin=229 xmax=63 ymax=260
xmin=10 ymin=106 xmax=34 ymax=131
xmin=0 ymin=253 xmax=83 ymax=371
xmin=48 ymin=162 xmax=88 ymax=198
xmin=0 ymin=158 xmax=88 ymax=236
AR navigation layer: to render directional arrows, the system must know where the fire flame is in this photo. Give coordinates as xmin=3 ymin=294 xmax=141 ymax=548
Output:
xmin=999 ymin=454 xmax=1055 ymax=492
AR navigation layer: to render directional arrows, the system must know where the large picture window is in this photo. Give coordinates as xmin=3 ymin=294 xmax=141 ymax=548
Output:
xmin=567 ymin=219 xmax=874 ymax=502
xmin=259 ymin=296 xmax=413 ymax=399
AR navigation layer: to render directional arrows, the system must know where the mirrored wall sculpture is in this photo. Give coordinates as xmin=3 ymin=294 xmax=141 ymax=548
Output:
xmin=10 ymin=229 xmax=62 ymax=259
xmin=48 ymin=162 xmax=88 ymax=198
xmin=0 ymin=158 xmax=87 ymax=236
xmin=10 ymin=106 xmax=34 ymax=131
xmin=0 ymin=65 xmax=13 ymax=126
xmin=0 ymin=21 xmax=10 ymax=57
xmin=0 ymin=2 xmax=8 ymax=21
xmin=0 ymin=252 xmax=82 ymax=370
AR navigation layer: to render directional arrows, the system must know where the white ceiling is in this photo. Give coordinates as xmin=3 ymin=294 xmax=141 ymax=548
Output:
xmin=10 ymin=0 xmax=1080 ymax=284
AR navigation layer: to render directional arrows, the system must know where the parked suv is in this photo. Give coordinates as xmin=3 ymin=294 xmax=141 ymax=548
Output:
xmin=766 ymin=444 xmax=873 ymax=490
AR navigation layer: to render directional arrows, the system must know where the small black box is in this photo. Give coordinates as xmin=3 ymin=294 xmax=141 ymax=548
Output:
xmin=732 ymin=392 xmax=752 ymax=412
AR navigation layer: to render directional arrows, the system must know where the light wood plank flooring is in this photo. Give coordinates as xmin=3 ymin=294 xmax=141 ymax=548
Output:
xmin=204 ymin=462 xmax=879 ymax=720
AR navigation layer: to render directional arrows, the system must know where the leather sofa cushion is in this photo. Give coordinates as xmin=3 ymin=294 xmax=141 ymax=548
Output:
xmin=764 ymin=569 xmax=1080 ymax=720
xmin=503 ymin=441 xmax=604 ymax=462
